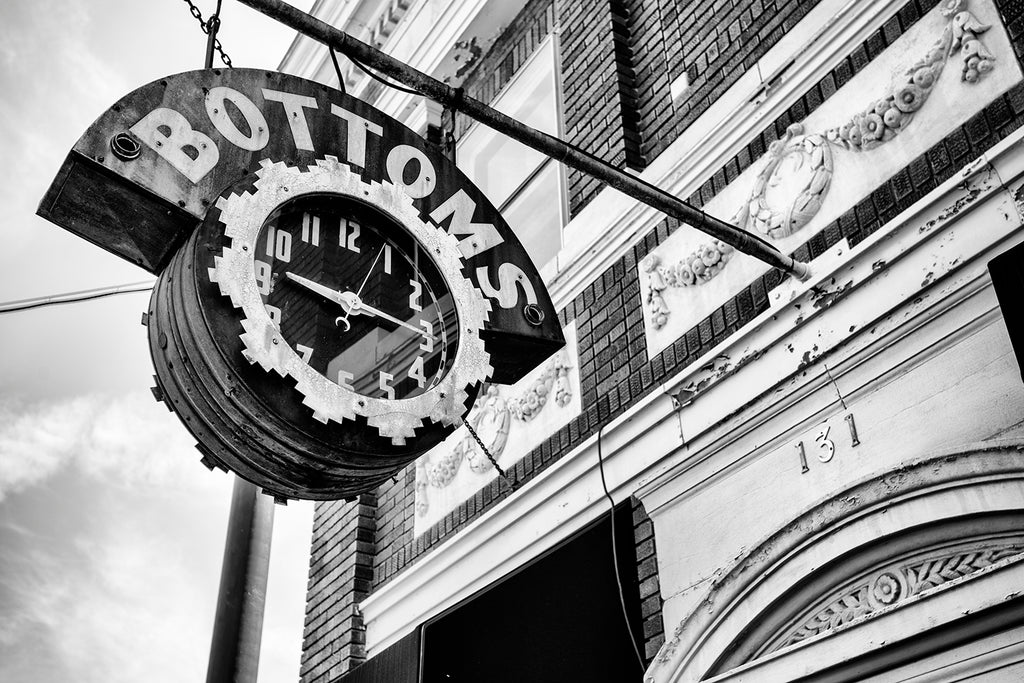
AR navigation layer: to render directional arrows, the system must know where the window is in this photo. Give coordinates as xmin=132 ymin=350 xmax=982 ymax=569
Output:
xmin=456 ymin=36 xmax=566 ymax=272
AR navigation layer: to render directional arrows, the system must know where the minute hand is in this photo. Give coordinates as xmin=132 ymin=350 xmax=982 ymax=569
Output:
xmin=284 ymin=272 xmax=348 ymax=308
xmin=341 ymin=293 xmax=429 ymax=337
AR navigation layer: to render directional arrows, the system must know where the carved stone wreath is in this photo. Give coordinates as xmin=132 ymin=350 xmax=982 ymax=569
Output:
xmin=643 ymin=0 xmax=996 ymax=331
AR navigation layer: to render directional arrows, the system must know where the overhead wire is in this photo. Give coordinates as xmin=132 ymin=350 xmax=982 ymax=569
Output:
xmin=0 ymin=282 xmax=155 ymax=315
xmin=597 ymin=429 xmax=647 ymax=673
xmin=347 ymin=54 xmax=422 ymax=96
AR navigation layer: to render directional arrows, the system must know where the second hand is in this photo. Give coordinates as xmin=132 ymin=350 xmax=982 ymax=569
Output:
xmin=338 ymin=245 xmax=386 ymax=329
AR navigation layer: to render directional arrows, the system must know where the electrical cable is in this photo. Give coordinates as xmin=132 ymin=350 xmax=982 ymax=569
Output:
xmin=0 ymin=281 xmax=155 ymax=315
xmin=329 ymin=47 xmax=347 ymax=94
xmin=596 ymin=428 xmax=647 ymax=674
xmin=347 ymin=54 xmax=422 ymax=96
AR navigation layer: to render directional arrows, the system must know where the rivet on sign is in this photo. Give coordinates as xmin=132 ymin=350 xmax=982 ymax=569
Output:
xmin=439 ymin=392 xmax=446 ymax=398
xmin=242 ymin=245 xmax=248 ymax=251
xmin=213 ymin=108 xmax=219 ymax=114
xmin=155 ymin=140 xmax=163 ymax=147
xmin=178 ymin=200 xmax=186 ymax=207
xmin=272 ymin=338 xmax=280 ymax=345
xmin=358 ymin=400 xmax=365 ymax=407
xmin=258 ymin=127 xmax=264 ymax=132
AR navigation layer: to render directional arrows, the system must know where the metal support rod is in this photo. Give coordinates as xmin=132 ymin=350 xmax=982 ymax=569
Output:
xmin=206 ymin=477 xmax=275 ymax=683
xmin=205 ymin=0 xmax=224 ymax=70
xmin=236 ymin=0 xmax=811 ymax=280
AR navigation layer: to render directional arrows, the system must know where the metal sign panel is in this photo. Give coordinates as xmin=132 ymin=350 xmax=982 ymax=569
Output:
xmin=38 ymin=68 xmax=563 ymax=384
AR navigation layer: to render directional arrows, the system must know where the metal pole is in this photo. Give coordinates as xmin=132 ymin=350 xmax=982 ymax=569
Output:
xmin=235 ymin=0 xmax=811 ymax=280
xmin=205 ymin=0 xmax=224 ymax=70
xmin=206 ymin=477 xmax=275 ymax=683
xmin=204 ymin=8 xmax=275 ymax=681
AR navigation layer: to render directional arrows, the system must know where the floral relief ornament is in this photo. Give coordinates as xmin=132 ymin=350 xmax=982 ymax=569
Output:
xmin=643 ymin=0 xmax=995 ymax=331
xmin=414 ymin=352 xmax=575 ymax=516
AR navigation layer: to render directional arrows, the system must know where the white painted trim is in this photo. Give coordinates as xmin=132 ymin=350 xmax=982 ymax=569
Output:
xmin=358 ymin=128 xmax=1024 ymax=657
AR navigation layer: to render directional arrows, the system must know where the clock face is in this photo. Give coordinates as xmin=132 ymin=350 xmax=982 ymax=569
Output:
xmin=252 ymin=194 xmax=459 ymax=401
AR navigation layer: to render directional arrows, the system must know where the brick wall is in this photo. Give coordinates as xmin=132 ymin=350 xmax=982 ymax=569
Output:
xmin=301 ymin=0 xmax=1024 ymax=678
xmin=627 ymin=0 xmax=825 ymax=169
xmin=560 ymin=0 xmax=645 ymax=215
xmin=300 ymin=495 xmax=376 ymax=683
xmin=634 ymin=498 xmax=665 ymax=661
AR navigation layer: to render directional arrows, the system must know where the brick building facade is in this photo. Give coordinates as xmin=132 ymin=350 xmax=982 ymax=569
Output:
xmin=281 ymin=0 xmax=1024 ymax=680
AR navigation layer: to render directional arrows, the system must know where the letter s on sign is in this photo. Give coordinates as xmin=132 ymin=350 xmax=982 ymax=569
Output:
xmin=130 ymin=108 xmax=219 ymax=184
xmin=475 ymin=263 xmax=538 ymax=309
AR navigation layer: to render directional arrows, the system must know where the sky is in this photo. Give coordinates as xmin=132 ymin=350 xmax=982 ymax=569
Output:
xmin=0 ymin=1 xmax=319 ymax=681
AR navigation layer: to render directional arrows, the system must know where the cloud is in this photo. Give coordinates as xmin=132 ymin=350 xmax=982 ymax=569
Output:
xmin=0 ymin=496 xmax=225 ymax=683
xmin=0 ymin=391 xmax=219 ymax=502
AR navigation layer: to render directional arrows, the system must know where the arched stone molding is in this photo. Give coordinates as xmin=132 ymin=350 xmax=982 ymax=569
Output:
xmin=645 ymin=438 xmax=1024 ymax=683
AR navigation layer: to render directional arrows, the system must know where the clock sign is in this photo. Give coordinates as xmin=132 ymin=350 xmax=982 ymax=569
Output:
xmin=38 ymin=69 xmax=564 ymax=501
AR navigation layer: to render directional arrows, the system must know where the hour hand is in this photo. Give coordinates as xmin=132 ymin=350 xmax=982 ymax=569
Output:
xmin=284 ymin=272 xmax=346 ymax=308
xmin=339 ymin=292 xmax=432 ymax=338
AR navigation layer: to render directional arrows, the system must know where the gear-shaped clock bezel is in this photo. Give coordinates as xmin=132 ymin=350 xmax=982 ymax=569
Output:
xmin=209 ymin=157 xmax=493 ymax=445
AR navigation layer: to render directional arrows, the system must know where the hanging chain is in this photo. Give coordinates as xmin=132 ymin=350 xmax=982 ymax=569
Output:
xmin=464 ymin=420 xmax=516 ymax=489
xmin=180 ymin=0 xmax=233 ymax=68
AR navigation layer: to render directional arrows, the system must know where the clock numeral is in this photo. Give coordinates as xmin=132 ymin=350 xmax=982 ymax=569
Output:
xmin=341 ymin=218 xmax=360 ymax=253
xmin=409 ymin=279 xmax=422 ymax=312
xmin=336 ymin=370 xmax=354 ymax=390
xmin=296 ymin=344 xmax=314 ymax=363
xmin=254 ymin=260 xmax=272 ymax=296
xmin=419 ymin=320 xmax=433 ymax=353
xmin=408 ymin=356 xmax=426 ymax=388
xmin=266 ymin=305 xmax=282 ymax=326
xmin=264 ymin=226 xmax=275 ymax=257
xmin=301 ymin=213 xmax=321 ymax=246
xmin=384 ymin=244 xmax=392 ymax=275
xmin=265 ymin=226 xmax=292 ymax=262
xmin=379 ymin=371 xmax=395 ymax=400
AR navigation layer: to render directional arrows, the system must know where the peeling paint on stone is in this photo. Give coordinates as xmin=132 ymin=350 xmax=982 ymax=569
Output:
xmin=918 ymin=165 xmax=995 ymax=234
xmin=452 ymin=37 xmax=483 ymax=79
xmin=810 ymin=280 xmax=854 ymax=310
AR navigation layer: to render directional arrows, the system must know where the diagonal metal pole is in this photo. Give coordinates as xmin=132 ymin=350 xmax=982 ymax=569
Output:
xmin=236 ymin=0 xmax=811 ymax=280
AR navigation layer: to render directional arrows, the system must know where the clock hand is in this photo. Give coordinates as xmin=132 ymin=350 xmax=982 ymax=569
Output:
xmin=283 ymin=272 xmax=348 ymax=308
xmin=338 ymin=245 xmax=386 ymax=329
xmin=337 ymin=292 xmax=434 ymax=339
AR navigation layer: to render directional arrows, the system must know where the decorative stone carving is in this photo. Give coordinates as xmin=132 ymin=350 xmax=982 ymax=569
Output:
xmin=736 ymin=0 xmax=995 ymax=236
xmin=413 ymin=350 xmax=575 ymax=515
xmin=733 ymin=125 xmax=832 ymax=240
xmin=642 ymin=0 xmax=998 ymax=331
xmin=768 ymin=544 xmax=1024 ymax=652
xmin=507 ymin=352 xmax=573 ymax=421
xmin=464 ymin=385 xmax=513 ymax=473
xmin=642 ymin=241 xmax=735 ymax=329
